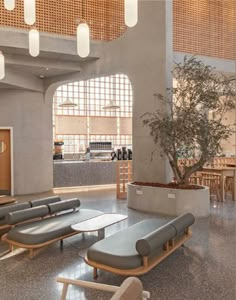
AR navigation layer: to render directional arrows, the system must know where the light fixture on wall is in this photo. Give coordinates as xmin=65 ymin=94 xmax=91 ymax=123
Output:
xmin=0 ymin=51 xmax=5 ymax=80
xmin=102 ymin=100 xmax=120 ymax=110
xmin=29 ymin=28 xmax=40 ymax=57
xmin=4 ymin=0 xmax=15 ymax=11
xmin=24 ymin=0 xmax=36 ymax=25
xmin=59 ymin=99 xmax=78 ymax=107
xmin=77 ymin=0 xmax=90 ymax=58
xmin=125 ymin=0 xmax=138 ymax=27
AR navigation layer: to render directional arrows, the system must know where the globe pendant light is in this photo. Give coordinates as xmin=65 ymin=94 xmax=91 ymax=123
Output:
xmin=29 ymin=29 xmax=40 ymax=57
xmin=24 ymin=0 xmax=36 ymax=25
xmin=4 ymin=0 xmax=15 ymax=11
xmin=0 ymin=51 xmax=5 ymax=80
xmin=125 ymin=0 xmax=138 ymax=27
xmin=77 ymin=22 xmax=90 ymax=58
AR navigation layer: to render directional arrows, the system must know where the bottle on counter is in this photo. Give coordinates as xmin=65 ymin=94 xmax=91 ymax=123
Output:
xmin=85 ymin=147 xmax=90 ymax=161
xmin=128 ymin=149 xmax=132 ymax=160
xmin=111 ymin=151 xmax=117 ymax=161
xmin=122 ymin=147 xmax=128 ymax=160
xmin=117 ymin=149 xmax=122 ymax=160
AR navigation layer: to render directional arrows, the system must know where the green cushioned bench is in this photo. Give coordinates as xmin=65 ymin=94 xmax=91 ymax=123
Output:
xmin=1 ymin=198 xmax=103 ymax=258
xmin=85 ymin=213 xmax=195 ymax=277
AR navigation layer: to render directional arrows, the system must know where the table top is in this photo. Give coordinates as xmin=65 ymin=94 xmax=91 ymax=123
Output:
xmin=71 ymin=213 xmax=128 ymax=232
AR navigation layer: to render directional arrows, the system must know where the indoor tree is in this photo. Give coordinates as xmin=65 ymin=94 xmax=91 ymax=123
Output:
xmin=142 ymin=56 xmax=236 ymax=185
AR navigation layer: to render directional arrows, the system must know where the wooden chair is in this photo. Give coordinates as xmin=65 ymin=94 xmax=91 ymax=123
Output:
xmin=201 ymin=172 xmax=222 ymax=201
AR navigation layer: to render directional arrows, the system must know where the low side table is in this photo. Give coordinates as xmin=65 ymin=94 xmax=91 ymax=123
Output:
xmin=71 ymin=213 xmax=127 ymax=240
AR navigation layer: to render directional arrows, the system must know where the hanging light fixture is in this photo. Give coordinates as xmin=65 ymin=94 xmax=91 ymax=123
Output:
xmin=4 ymin=0 xmax=15 ymax=11
xmin=125 ymin=0 xmax=138 ymax=27
xmin=29 ymin=28 xmax=40 ymax=57
xmin=0 ymin=51 xmax=5 ymax=80
xmin=77 ymin=0 xmax=90 ymax=58
xmin=24 ymin=0 xmax=36 ymax=25
xmin=102 ymin=100 xmax=120 ymax=110
xmin=59 ymin=99 xmax=77 ymax=107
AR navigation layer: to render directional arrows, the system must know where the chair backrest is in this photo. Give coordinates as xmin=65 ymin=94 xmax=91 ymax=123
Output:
xmin=110 ymin=277 xmax=144 ymax=300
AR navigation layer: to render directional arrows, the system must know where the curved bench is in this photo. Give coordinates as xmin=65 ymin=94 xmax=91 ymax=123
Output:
xmin=2 ymin=198 xmax=103 ymax=258
xmin=85 ymin=213 xmax=195 ymax=277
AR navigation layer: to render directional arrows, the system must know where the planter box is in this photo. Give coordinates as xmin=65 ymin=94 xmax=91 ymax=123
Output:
xmin=127 ymin=183 xmax=209 ymax=217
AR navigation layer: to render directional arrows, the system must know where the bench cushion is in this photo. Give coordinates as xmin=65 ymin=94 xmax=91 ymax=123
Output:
xmin=48 ymin=198 xmax=80 ymax=214
xmin=167 ymin=213 xmax=195 ymax=235
xmin=7 ymin=209 xmax=103 ymax=245
xmin=136 ymin=224 xmax=176 ymax=256
xmin=0 ymin=202 xmax=31 ymax=219
xmin=30 ymin=196 xmax=61 ymax=207
xmin=87 ymin=219 xmax=167 ymax=270
xmin=6 ymin=206 xmax=50 ymax=225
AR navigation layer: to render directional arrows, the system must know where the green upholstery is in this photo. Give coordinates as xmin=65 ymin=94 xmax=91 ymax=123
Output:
xmin=7 ymin=209 xmax=103 ymax=245
xmin=6 ymin=206 xmax=49 ymax=225
xmin=136 ymin=224 xmax=176 ymax=256
xmin=87 ymin=214 xmax=195 ymax=270
xmin=0 ymin=203 xmax=31 ymax=220
xmin=167 ymin=213 xmax=195 ymax=235
xmin=30 ymin=196 xmax=61 ymax=207
xmin=48 ymin=198 xmax=80 ymax=214
xmin=87 ymin=219 xmax=165 ymax=269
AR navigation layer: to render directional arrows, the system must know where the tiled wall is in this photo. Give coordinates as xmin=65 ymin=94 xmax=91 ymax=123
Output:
xmin=0 ymin=0 xmax=126 ymax=41
xmin=173 ymin=0 xmax=236 ymax=60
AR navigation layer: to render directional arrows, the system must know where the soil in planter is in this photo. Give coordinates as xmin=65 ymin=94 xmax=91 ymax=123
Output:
xmin=132 ymin=182 xmax=204 ymax=190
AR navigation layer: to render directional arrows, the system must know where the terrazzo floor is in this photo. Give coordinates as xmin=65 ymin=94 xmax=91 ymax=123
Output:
xmin=1 ymin=187 xmax=236 ymax=300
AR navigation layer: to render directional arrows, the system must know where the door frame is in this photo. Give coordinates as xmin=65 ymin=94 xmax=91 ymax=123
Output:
xmin=0 ymin=127 xmax=14 ymax=196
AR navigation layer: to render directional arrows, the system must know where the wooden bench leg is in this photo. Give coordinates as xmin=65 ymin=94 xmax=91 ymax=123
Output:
xmin=9 ymin=244 xmax=14 ymax=252
xmin=93 ymin=267 xmax=98 ymax=279
xmin=185 ymin=227 xmax=190 ymax=235
xmin=169 ymin=239 xmax=174 ymax=247
xmin=61 ymin=283 xmax=69 ymax=300
xmin=29 ymin=249 xmax=34 ymax=259
xmin=163 ymin=241 xmax=169 ymax=251
xmin=60 ymin=240 xmax=64 ymax=250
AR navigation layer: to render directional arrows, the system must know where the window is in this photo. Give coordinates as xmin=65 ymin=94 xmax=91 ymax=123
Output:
xmin=53 ymin=74 xmax=132 ymax=153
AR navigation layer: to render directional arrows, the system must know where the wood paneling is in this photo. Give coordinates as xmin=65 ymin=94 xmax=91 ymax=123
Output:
xmin=173 ymin=0 xmax=236 ymax=60
xmin=0 ymin=130 xmax=11 ymax=193
xmin=0 ymin=0 xmax=126 ymax=41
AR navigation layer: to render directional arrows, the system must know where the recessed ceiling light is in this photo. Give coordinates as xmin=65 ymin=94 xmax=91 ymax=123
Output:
xmin=46 ymin=67 xmax=49 ymax=71
xmin=39 ymin=74 xmax=44 ymax=79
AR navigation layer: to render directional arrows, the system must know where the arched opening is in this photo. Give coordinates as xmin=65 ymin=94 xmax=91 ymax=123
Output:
xmin=52 ymin=73 xmax=133 ymax=188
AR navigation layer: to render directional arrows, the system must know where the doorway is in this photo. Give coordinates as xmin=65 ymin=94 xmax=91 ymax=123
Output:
xmin=0 ymin=129 xmax=11 ymax=195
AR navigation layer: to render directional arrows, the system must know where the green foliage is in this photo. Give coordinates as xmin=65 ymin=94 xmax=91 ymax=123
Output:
xmin=142 ymin=56 xmax=236 ymax=185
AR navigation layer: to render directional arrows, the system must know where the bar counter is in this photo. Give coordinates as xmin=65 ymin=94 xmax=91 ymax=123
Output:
xmin=53 ymin=160 xmax=116 ymax=188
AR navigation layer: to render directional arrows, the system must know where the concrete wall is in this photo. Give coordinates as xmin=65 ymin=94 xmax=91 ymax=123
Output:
xmin=1 ymin=0 xmax=172 ymax=194
xmin=46 ymin=0 xmax=173 ymax=185
xmin=0 ymin=89 xmax=53 ymax=195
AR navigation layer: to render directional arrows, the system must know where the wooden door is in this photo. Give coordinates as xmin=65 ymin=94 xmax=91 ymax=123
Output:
xmin=0 ymin=130 xmax=11 ymax=195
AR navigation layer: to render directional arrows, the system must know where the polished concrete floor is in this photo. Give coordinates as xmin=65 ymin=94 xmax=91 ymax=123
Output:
xmin=1 ymin=187 xmax=236 ymax=300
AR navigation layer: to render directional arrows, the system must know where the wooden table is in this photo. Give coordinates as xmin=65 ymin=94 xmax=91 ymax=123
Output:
xmin=202 ymin=167 xmax=236 ymax=201
xmin=71 ymin=213 xmax=128 ymax=240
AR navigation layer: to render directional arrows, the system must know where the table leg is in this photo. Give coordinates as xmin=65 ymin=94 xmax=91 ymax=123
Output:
xmin=233 ymin=171 xmax=236 ymax=201
xmin=220 ymin=173 xmax=224 ymax=202
xmin=98 ymin=228 xmax=105 ymax=240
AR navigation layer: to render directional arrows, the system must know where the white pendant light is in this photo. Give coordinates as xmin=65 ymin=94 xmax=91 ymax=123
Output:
xmin=4 ymin=0 xmax=15 ymax=11
xmin=59 ymin=100 xmax=77 ymax=107
xmin=125 ymin=0 xmax=138 ymax=27
xmin=24 ymin=0 xmax=36 ymax=25
xmin=77 ymin=22 xmax=90 ymax=58
xmin=29 ymin=29 xmax=40 ymax=57
xmin=0 ymin=51 xmax=5 ymax=80
xmin=102 ymin=100 xmax=120 ymax=110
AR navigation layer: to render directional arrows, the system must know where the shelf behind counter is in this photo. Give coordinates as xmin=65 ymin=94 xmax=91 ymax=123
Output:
xmin=53 ymin=160 xmax=117 ymax=187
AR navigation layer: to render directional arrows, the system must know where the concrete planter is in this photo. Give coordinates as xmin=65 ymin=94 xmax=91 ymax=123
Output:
xmin=127 ymin=183 xmax=210 ymax=217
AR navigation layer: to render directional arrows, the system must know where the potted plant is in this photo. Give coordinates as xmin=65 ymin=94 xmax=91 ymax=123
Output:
xmin=128 ymin=56 xmax=236 ymax=217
